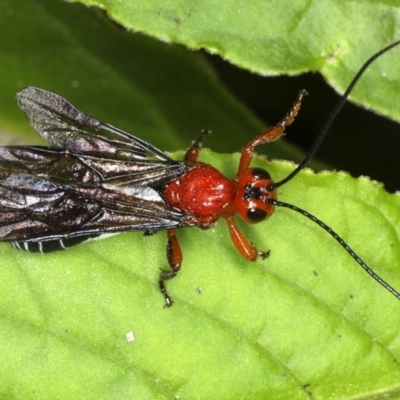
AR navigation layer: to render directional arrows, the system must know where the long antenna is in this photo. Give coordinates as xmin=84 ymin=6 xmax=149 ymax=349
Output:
xmin=269 ymin=39 xmax=400 ymax=191
xmin=266 ymin=199 xmax=400 ymax=301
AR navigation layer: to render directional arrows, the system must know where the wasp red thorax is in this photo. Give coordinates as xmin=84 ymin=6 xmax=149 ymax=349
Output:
xmin=163 ymin=165 xmax=277 ymax=225
xmin=163 ymin=162 xmax=237 ymax=223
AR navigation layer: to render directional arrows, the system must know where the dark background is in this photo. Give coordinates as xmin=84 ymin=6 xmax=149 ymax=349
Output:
xmin=209 ymin=54 xmax=400 ymax=193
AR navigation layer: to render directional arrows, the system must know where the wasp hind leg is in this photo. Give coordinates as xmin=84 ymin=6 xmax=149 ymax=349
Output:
xmin=159 ymin=228 xmax=183 ymax=307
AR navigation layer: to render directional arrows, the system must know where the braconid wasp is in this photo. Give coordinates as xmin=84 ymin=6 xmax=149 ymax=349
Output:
xmin=2 ymin=40 xmax=399 ymax=307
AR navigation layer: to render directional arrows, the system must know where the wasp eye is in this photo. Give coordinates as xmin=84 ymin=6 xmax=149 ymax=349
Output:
xmin=251 ymin=168 xmax=271 ymax=180
xmin=247 ymin=207 xmax=267 ymax=223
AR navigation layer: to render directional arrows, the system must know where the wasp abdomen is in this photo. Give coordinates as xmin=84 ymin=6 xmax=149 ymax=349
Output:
xmin=11 ymin=235 xmax=100 ymax=253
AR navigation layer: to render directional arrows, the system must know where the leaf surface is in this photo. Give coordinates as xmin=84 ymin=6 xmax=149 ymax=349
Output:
xmin=0 ymin=0 xmax=400 ymax=399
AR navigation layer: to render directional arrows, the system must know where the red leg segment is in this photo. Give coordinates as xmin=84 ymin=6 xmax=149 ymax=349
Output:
xmin=237 ymin=90 xmax=308 ymax=177
xmin=226 ymin=217 xmax=269 ymax=261
xmin=184 ymin=129 xmax=212 ymax=162
xmin=159 ymin=228 xmax=183 ymax=307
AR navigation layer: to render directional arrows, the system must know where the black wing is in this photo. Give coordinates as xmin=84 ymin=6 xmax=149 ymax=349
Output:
xmin=17 ymin=86 xmax=172 ymax=161
xmin=0 ymin=173 xmax=194 ymax=243
xmin=0 ymin=146 xmax=188 ymax=188
xmin=15 ymin=87 xmax=190 ymax=186
xmin=0 ymin=87 xmax=196 ymax=244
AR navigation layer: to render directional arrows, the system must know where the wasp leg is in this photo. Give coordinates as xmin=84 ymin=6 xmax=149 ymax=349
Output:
xmin=159 ymin=228 xmax=183 ymax=307
xmin=184 ymin=129 xmax=212 ymax=161
xmin=237 ymin=90 xmax=308 ymax=177
xmin=226 ymin=217 xmax=270 ymax=261
xmin=143 ymin=229 xmax=157 ymax=236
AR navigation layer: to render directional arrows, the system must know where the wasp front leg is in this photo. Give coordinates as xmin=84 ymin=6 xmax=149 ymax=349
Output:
xmin=159 ymin=228 xmax=183 ymax=307
xmin=226 ymin=217 xmax=270 ymax=261
xmin=237 ymin=90 xmax=308 ymax=177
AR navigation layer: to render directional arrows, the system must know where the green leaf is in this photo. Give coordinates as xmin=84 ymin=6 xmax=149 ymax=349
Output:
xmin=73 ymin=0 xmax=400 ymax=123
xmin=1 ymin=0 xmax=400 ymax=399
xmin=1 ymin=151 xmax=400 ymax=399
